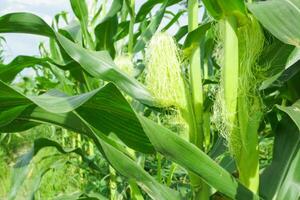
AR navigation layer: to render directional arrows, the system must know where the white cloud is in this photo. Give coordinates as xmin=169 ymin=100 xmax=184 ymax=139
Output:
xmin=0 ymin=5 xmax=53 ymax=24
xmin=0 ymin=0 xmax=71 ymax=24
xmin=42 ymin=15 xmax=53 ymax=24
xmin=6 ymin=0 xmax=66 ymax=7
xmin=0 ymin=4 xmax=27 ymax=14
xmin=0 ymin=0 xmax=70 ymax=58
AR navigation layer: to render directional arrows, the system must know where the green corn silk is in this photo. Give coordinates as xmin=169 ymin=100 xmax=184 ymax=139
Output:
xmin=213 ymin=16 xmax=264 ymax=157
xmin=213 ymin=16 xmax=265 ymax=193
xmin=114 ymin=55 xmax=134 ymax=77
xmin=145 ymin=32 xmax=186 ymax=109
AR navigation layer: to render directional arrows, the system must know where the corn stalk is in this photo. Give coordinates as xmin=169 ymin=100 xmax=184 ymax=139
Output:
xmin=186 ymin=0 xmax=209 ymax=199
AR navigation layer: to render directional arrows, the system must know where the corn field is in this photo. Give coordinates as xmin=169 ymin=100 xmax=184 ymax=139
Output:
xmin=0 ymin=0 xmax=299 ymax=199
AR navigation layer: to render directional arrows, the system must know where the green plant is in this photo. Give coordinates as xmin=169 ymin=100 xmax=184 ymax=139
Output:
xmin=0 ymin=0 xmax=300 ymax=200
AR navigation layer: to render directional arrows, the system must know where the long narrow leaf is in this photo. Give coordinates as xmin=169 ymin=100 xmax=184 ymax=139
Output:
xmin=0 ymin=12 xmax=155 ymax=106
xmin=248 ymin=0 xmax=300 ymax=47
xmin=0 ymin=80 xmax=257 ymax=199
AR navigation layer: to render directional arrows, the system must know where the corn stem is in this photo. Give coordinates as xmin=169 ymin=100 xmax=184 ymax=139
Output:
xmin=128 ymin=0 xmax=135 ymax=54
xmin=156 ymin=153 xmax=162 ymax=182
xmin=187 ymin=0 xmax=209 ymax=199
xmin=223 ymin=15 xmax=260 ymax=192
xmin=128 ymin=179 xmax=144 ymax=200
xmin=109 ymin=166 xmax=118 ymax=200
xmin=223 ymin=16 xmax=239 ymax=134
xmin=188 ymin=0 xmax=204 ymax=148
xmin=166 ymin=163 xmax=177 ymax=186
xmin=237 ymin=104 xmax=260 ymax=192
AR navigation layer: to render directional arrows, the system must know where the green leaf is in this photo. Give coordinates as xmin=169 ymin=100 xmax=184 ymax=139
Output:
xmin=95 ymin=17 xmax=118 ymax=57
xmin=70 ymin=0 xmax=89 ymax=25
xmin=277 ymin=100 xmax=300 ymax=130
xmin=182 ymin=22 xmax=211 ymax=57
xmin=0 ymin=80 xmax=154 ymax=153
xmin=0 ymin=79 xmax=258 ymax=199
xmin=0 ymin=119 xmax=37 ymax=133
xmin=9 ymin=138 xmax=99 ymax=200
xmin=0 ymin=56 xmax=50 ymax=82
xmin=55 ymin=33 xmax=154 ymax=105
xmin=0 ymin=82 xmax=180 ymax=199
xmin=258 ymin=40 xmax=300 ymax=90
xmin=58 ymin=21 xmax=82 ymax=44
xmin=95 ymin=0 xmax=123 ymax=57
xmin=174 ymin=25 xmax=188 ymax=42
xmin=16 ymin=109 xmax=181 ymax=199
xmin=54 ymin=191 xmax=108 ymax=200
xmin=70 ymin=0 xmax=94 ymax=48
xmin=0 ymin=12 xmax=54 ymax=37
xmin=0 ymin=80 xmax=31 ymax=126
xmin=135 ymin=0 xmax=180 ymax=23
xmin=138 ymin=116 xmax=259 ymax=200
xmin=0 ymin=12 xmax=155 ymax=106
xmin=99 ymin=0 xmax=123 ymax=23
xmin=161 ymin=10 xmax=185 ymax=32
xmin=202 ymin=0 xmax=247 ymax=23
xmin=248 ymin=0 xmax=300 ymax=47
xmin=0 ymin=106 xmax=29 ymax=127
xmin=259 ymin=115 xmax=300 ymax=200
xmin=133 ymin=2 xmax=167 ymax=53
xmin=99 ymin=140 xmax=181 ymax=200
xmin=217 ymin=0 xmax=247 ymax=19
xmin=115 ymin=21 xmax=130 ymax=41
xmin=201 ymin=0 xmax=223 ymax=19
xmin=0 ymin=53 xmax=86 ymax=86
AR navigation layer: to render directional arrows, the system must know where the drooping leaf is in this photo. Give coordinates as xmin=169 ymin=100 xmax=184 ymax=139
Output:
xmin=259 ymin=114 xmax=300 ymax=200
xmin=258 ymin=39 xmax=300 ymax=90
xmin=95 ymin=17 xmax=118 ymax=57
xmin=94 ymin=0 xmax=123 ymax=57
xmin=0 ymin=12 xmax=54 ymax=37
xmin=99 ymin=139 xmax=181 ymax=200
xmin=0 ymin=79 xmax=258 ymax=199
xmin=182 ymin=22 xmax=211 ymax=58
xmin=0 ymin=80 xmax=154 ymax=153
xmin=174 ymin=25 xmax=188 ymax=42
xmin=115 ymin=21 xmax=130 ymax=41
xmin=0 ymin=56 xmax=50 ymax=82
xmin=54 ymin=191 xmax=108 ymax=200
xmin=161 ymin=10 xmax=185 ymax=32
xmin=15 ymin=138 xmax=100 ymax=169
xmin=0 ymin=12 xmax=155 ymax=106
xmin=55 ymin=33 xmax=154 ymax=105
xmin=135 ymin=0 xmax=181 ymax=23
xmin=183 ymin=22 xmax=211 ymax=49
xmin=70 ymin=0 xmax=89 ymax=25
xmin=0 ymin=82 xmax=181 ymax=200
xmin=202 ymin=0 xmax=247 ymax=24
xmin=138 ymin=116 xmax=259 ymax=200
xmin=70 ymin=0 xmax=94 ymax=49
xmin=248 ymin=0 xmax=300 ymax=47
xmin=277 ymin=100 xmax=300 ymax=130
xmin=9 ymin=138 xmax=99 ymax=200
xmin=99 ymin=0 xmax=123 ymax=23
xmin=133 ymin=2 xmax=167 ymax=53
xmin=58 ymin=20 xmax=82 ymax=44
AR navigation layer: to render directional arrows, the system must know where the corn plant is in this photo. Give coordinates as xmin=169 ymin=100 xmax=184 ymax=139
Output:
xmin=0 ymin=0 xmax=300 ymax=199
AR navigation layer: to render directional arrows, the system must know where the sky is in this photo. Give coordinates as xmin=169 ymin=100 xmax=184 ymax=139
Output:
xmin=0 ymin=0 xmax=189 ymax=61
xmin=1 ymin=0 xmax=72 ymax=60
